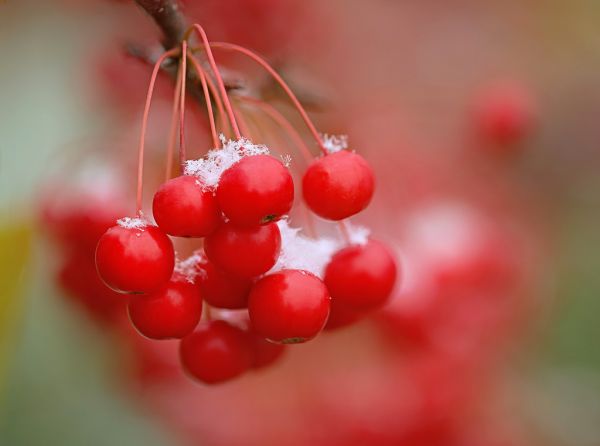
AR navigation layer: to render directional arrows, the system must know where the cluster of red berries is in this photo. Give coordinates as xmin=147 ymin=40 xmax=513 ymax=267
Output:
xmin=94 ymin=135 xmax=397 ymax=383
xmin=86 ymin=20 xmax=403 ymax=383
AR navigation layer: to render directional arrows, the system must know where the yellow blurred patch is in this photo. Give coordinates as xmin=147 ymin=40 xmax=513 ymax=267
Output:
xmin=0 ymin=220 xmax=31 ymax=391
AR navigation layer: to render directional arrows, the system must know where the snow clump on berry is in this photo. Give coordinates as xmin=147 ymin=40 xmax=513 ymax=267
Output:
xmin=321 ymin=133 xmax=348 ymax=154
xmin=174 ymin=250 xmax=205 ymax=283
xmin=117 ymin=216 xmax=148 ymax=230
xmin=184 ymin=135 xmax=270 ymax=188
xmin=271 ymin=220 xmax=339 ymax=277
xmin=343 ymin=222 xmax=371 ymax=246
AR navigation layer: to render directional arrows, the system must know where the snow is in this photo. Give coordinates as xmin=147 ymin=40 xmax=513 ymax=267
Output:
xmin=321 ymin=133 xmax=349 ymax=154
xmin=184 ymin=135 xmax=270 ymax=188
xmin=174 ymin=250 xmax=206 ymax=283
xmin=116 ymin=216 xmax=148 ymax=230
xmin=343 ymin=222 xmax=371 ymax=246
xmin=270 ymin=220 xmax=339 ymax=277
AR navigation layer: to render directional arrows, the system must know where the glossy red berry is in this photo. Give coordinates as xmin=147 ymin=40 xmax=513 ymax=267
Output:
xmin=204 ymin=221 xmax=281 ymax=278
xmin=248 ymin=269 xmax=330 ymax=343
xmin=152 ymin=175 xmax=221 ymax=237
xmin=197 ymin=259 xmax=252 ymax=309
xmin=217 ymin=155 xmax=294 ymax=226
xmin=179 ymin=320 xmax=252 ymax=384
xmin=128 ymin=278 xmax=202 ymax=340
xmin=324 ymin=240 xmax=397 ymax=310
xmin=95 ymin=222 xmax=174 ymax=294
xmin=248 ymin=332 xmax=286 ymax=369
xmin=302 ymin=150 xmax=375 ymax=220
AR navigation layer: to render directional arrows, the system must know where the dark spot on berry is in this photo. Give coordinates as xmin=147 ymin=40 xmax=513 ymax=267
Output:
xmin=261 ymin=214 xmax=277 ymax=224
xmin=281 ymin=337 xmax=305 ymax=344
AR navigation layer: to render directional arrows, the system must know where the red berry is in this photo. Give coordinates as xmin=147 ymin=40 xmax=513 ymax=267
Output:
xmin=302 ymin=150 xmax=375 ymax=220
xmin=39 ymin=186 xmax=126 ymax=253
xmin=475 ymin=82 xmax=536 ymax=147
xmin=204 ymin=221 xmax=281 ymax=278
xmin=324 ymin=240 xmax=397 ymax=310
xmin=248 ymin=332 xmax=286 ymax=369
xmin=128 ymin=278 xmax=202 ymax=340
xmin=179 ymin=320 xmax=252 ymax=384
xmin=197 ymin=259 xmax=252 ymax=309
xmin=248 ymin=269 xmax=330 ymax=343
xmin=95 ymin=222 xmax=174 ymax=294
xmin=58 ymin=251 xmax=125 ymax=325
xmin=217 ymin=155 xmax=294 ymax=226
xmin=152 ymin=175 xmax=221 ymax=237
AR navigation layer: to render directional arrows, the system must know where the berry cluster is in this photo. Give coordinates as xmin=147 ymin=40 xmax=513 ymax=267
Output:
xmin=93 ymin=24 xmax=398 ymax=383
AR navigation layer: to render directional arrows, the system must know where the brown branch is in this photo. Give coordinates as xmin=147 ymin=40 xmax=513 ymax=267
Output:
xmin=134 ymin=0 xmax=187 ymax=50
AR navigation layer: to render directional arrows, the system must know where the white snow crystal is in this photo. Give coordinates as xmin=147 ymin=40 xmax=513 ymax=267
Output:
xmin=269 ymin=220 xmax=373 ymax=277
xmin=174 ymin=251 xmax=206 ymax=283
xmin=271 ymin=220 xmax=341 ymax=278
xmin=321 ymin=133 xmax=349 ymax=154
xmin=343 ymin=223 xmax=371 ymax=246
xmin=117 ymin=216 xmax=148 ymax=230
xmin=280 ymin=154 xmax=292 ymax=168
xmin=184 ymin=136 xmax=270 ymax=188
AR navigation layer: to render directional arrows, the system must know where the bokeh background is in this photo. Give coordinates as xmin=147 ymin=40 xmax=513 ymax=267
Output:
xmin=1 ymin=0 xmax=600 ymax=445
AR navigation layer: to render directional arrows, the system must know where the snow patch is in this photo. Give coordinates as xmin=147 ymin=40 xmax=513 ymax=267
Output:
xmin=343 ymin=223 xmax=371 ymax=246
xmin=117 ymin=216 xmax=148 ymax=230
xmin=321 ymin=133 xmax=349 ymax=154
xmin=184 ymin=136 xmax=269 ymax=188
xmin=272 ymin=220 xmax=340 ymax=278
xmin=174 ymin=251 xmax=206 ymax=283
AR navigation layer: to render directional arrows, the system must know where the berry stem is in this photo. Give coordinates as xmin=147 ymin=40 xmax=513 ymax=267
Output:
xmin=179 ymin=40 xmax=188 ymax=173
xmin=186 ymin=25 xmax=241 ymax=139
xmin=205 ymin=42 xmax=327 ymax=155
xmin=202 ymin=72 xmax=229 ymax=141
xmin=165 ymin=59 xmax=183 ymax=181
xmin=231 ymin=103 xmax=252 ymax=137
xmin=137 ymin=48 xmax=180 ymax=215
xmin=187 ymin=53 xmax=219 ymax=148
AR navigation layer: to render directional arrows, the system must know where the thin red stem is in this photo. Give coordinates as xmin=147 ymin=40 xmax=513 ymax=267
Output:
xmin=136 ymin=48 xmax=179 ymax=215
xmin=203 ymin=71 xmax=229 ymax=140
xmin=337 ymin=220 xmax=351 ymax=244
xmin=231 ymin=102 xmax=252 ymax=137
xmin=165 ymin=59 xmax=183 ymax=182
xmin=187 ymin=25 xmax=241 ymax=139
xmin=187 ymin=54 xmax=219 ymax=148
xmin=207 ymin=42 xmax=327 ymax=155
xmin=178 ymin=40 xmax=188 ymax=172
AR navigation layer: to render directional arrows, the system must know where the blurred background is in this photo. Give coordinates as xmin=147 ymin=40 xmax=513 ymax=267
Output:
xmin=1 ymin=0 xmax=600 ymax=445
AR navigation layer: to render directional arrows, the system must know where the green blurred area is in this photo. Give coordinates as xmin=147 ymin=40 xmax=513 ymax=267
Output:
xmin=0 ymin=2 xmax=174 ymax=444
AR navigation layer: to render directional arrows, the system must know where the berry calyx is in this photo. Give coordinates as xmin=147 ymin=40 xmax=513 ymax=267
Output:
xmin=128 ymin=277 xmax=202 ymax=340
xmin=152 ymin=175 xmax=221 ymax=237
xmin=248 ymin=269 xmax=330 ymax=343
xmin=204 ymin=221 xmax=281 ymax=278
xmin=95 ymin=220 xmax=174 ymax=294
xmin=324 ymin=240 xmax=397 ymax=310
xmin=197 ymin=258 xmax=252 ymax=309
xmin=179 ymin=320 xmax=252 ymax=384
xmin=217 ymin=154 xmax=294 ymax=226
xmin=302 ymin=150 xmax=375 ymax=220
